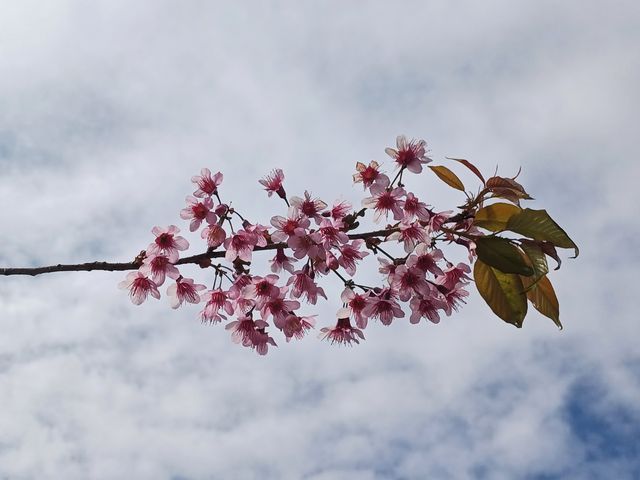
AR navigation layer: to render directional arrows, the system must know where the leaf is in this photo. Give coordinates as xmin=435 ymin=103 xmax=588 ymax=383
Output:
xmin=446 ymin=157 xmax=485 ymax=184
xmin=540 ymin=241 xmax=562 ymax=270
xmin=475 ymin=237 xmax=534 ymax=276
xmin=522 ymin=274 xmax=561 ymax=329
xmin=428 ymin=165 xmax=465 ymax=191
xmin=519 ymin=240 xmax=549 ymax=279
xmin=485 ymin=175 xmax=533 ymax=204
xmin=507 ymin=209 xmax=579 ymax=258
xmin=474 ymin=203 xmax=521 ymax=231
xmin=474 ymin=259 xmax=528 ymax=327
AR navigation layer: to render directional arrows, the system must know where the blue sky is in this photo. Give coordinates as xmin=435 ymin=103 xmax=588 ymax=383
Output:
xmin=0 ymin=1 xmax=639 ymax=479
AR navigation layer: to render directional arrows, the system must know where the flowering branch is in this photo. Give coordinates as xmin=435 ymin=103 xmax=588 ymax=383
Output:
xmin=1 ymin=135 xmax=578 ymax=354
xmin=0 ymin=228 xmax=400 ymax=277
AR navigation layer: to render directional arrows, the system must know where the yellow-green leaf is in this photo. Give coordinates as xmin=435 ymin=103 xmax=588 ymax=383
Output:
xmin=474 ymin=259 xmax=528 ymax=327
xmin=507 ymin=208 xmax=579 ymax=258
xmin=520 ymin=240 xmax=549 ymax=279
xmin=476 ymin=237 xmax=534 ymax=276
xmin=474 ymin=203 xmax=521 ymax=231
xmin=446 ymin=157 xmax=485 ymax=184
xmin=428 ymin=165 xmax=465 ymax=191
xmin=522 ymin=274 xmax=561 ymax=329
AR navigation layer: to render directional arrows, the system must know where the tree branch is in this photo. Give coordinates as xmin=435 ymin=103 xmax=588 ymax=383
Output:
xmin=0 ymin=227 xmax=399 ymax=277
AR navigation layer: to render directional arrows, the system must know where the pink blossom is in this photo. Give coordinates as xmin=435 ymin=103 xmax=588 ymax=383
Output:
xmin=251 ymin=325 xmax=278 ymax=355
xmin=320 ymin=309 xmax=365 ymax=345
xmin=361 ymin=288 xmax=405 ymax=325
xmin=225 ymin=317 xmax=276 ymax=355
xmin=290 ymin=191 xmax=327 ymax=224
xmin=261 ymin=289 xmax=300 ymax=323
xmin=287 ymin=268 xmax=327 ymax=305
xmin=409 ymin=295 xmax=448 ymax=324
xmin=243 ymin=274 xmax=280 ymax=307
xmin=341 ymin=288 xmax=370 ymax=329
xmin=269 ymin=248 xmax=295 ymax=273
xmin=317 ymin=219 xmax=349 ymax=249
xmin=200 ymin=289 xmax=234 ymax=324
xmin=167 ymin=277 xmax=206 ymax=309
xmin=224 ymin=230 xmax=257 ymax=262
xmin=118 ymin=271 xmax=160 ymax=305
xmin=329 ymin=200 xmax=352 ymax=222
xmin=388 ymin=222 xmax=429 ymax=253
xmin=148 ymin=225 xmax=189 ymax=262
xmin=288 ymin=228 xmax=323 ymax=260
xmin=214 ymin=203 xmax=229 ymax=216
xmin=429 ymin=210 xmax=452 ymax=232
xmin=436 ymin=262 xmax=472 ymax=290
xmin=274 ymin=313 xmax=315 ymax=341
xmin=259 ymin=168 xmax=286 ymax=199
xmin=403 ymin=192 xmax=431 ymax=222
xmin=270 ymin=209 xmax=310 ymax=243
xmin=377 ymin=257 xmax=398 ymax=276
xmin=139 ymin=253 xmax=180 ymax=286
xmin=191 ymin=168 xmax=223 ymax=198
xmin=406 ymin=244 xmax=444 ymax=276
xmin=439 ymin=283 xmax=470 ymax=316
xmin=362 ymin=179 xmax=406 ymax=222
xmin=227 ymin=274 xmax=253 ymax=300
xmin=180 ymin=196 xmax=217 ymax=232
xmin=353 ymin=161 xmax=388 ymax=189
xmin=337 ymin=239 xmax=369 ymax=276
xmin=201 ymin=223 xmax=227 ymax=249
xmin=389 ymin=265 xmax=432 ymax=302
xmin=244 ymin=223 xmax=269 ymax=248
xmin=385 ymin=135 xmax=431 ymax=173
xmin=317 ymin=250 xmax=339 ymax=274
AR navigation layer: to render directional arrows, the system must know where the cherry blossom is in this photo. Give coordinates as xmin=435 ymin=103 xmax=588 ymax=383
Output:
xmin=290 ymin=191 xmax=327 ymax=224
xmin=269 ymin=248 xmax=296 ymax=274
xmin=270 ymin=210 xmax=310 ymax=243
xmin=274 ymin=313 xmax=315 ymax=341
xmin=389 ymin=265 xmax=433 ymax=302
xmin=259 ymin=168 xmax=286 ymax=199
xmin=180 ymin=196 xmax=217 ymax=232
xmin=353 ymin=160 xmax=387 ymax=189
xmin=224 ymin=229 xmax=258 ymax=262
xmin=226 ymin=318 xmax=276 ymax=355
xmin=362 ymin=179 xmax=406 ymax=222
xmin=317 ymin=219 xmax=349 ymax=249
xmin=341 ymin=288 xmax=370 ymax=329
xmin=201 ymin=223 xmax=227 ymax=249
xmin=139 ymin=253 xmax=180 ymax=286
xmin=337 ymin=240 xmax=369 ymax=276
xmin=403 ymin=192 xmax=431 ymax=222
xmin=288 ymin=228 xmax=323 ymax=260
xmin=388 ymin=221 xmax=429 ymax=253
xmin=436 ymin=262 xmax=472 ymax=290
xmin=118 ymin=271 xmax=160 ymax=305
xmin=167 ymin=277 xmax=206 ymax=309
xmin=287 ymin=268 xmax=327 ymax=305
xmin=192 ymin=168 xmax=223 ymax=198
xmin=147 ymin=225 xmax=189 ymax=262
xmin=385 ymin=135 xmax=431 ymax=173
xmin=320 ymin=308 xmax=365 ymax=345
xmin=329 ymin=200 xmax=352 ymax=222
xmin=243 ymin=274 xmax=280 ymax=307
xmin=362 ymin=288 xmax=405 ymax=325
xmin=200 ymin=289 xmax=234 ymax=324
xmin=409 ymin=295 xmax=448 ymax=324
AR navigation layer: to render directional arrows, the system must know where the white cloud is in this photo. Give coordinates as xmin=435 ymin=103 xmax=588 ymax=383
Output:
xmin=0 ymin=1 xmax=638 ymax=479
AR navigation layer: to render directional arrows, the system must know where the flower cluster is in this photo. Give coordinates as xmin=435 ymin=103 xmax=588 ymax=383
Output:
xmin=120 ymin=136 xmax=474 ymax=355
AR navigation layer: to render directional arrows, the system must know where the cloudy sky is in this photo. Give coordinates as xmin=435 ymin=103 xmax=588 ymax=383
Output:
xmin=1 ymin=1 xmax=639 ymax=478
